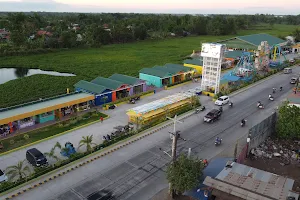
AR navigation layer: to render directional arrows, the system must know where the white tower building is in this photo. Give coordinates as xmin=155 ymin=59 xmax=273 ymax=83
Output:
xmin=200 ymin=43 xmax=225 ymax=94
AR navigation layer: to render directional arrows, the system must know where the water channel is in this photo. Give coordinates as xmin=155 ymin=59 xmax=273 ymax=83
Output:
xmin=0 ymin=68 xmax=76 ymax=85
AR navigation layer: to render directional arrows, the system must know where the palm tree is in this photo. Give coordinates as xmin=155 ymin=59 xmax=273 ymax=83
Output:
xmin=78 ymin=135 xmax=97 ymax=153
xmin=6 ymin=160 xmax=31 ymax=182
xmin=44 ymin=142 xmax=62 ymax=162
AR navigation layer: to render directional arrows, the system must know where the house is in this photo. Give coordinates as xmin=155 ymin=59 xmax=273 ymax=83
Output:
xmin=164 ymin=63 xmax=195 ymax=80
xmin=108 ymin=73 xmax=147 ymax=95
xmin=139 ymin=68 xmax=173 ymax=88
xmin=218 ymin=33 xmax=286 ymax=51
xmin=183 ymin=59 xmax=203 ymax=75
xmin=292 ymin=43 xmax=300 ymax=54
xmin=152 ymin=66 xmax=185 ymax=84
xmin=91 ymin=77 xmax=129 ymax=100
xmin=37 ymin=30 xmax=53 ymax=37
xmin=203 ymin=161 xmax=299 ymax=200
xmin=0 ymin=29 xmax=10 ymax=41
xmin=74 ymin=80 xmax=112 ymax=106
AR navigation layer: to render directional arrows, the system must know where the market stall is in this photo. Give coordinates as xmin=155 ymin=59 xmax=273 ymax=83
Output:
xmin=126 ymin=92 xmax=195 ymax=124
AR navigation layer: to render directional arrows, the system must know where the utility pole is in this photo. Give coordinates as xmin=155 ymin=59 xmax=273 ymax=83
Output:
xmin=167 ymin=114 xmax=186 ymax=198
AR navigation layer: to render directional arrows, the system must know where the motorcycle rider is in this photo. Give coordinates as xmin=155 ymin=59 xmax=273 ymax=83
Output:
xmin=268 ymin=94 xmax=273 ymax=99
xmin=241 ymin=119 xmax=246 ymax=126
xmin=215 ymin=137 xmax=221 ymax=144
xmin=280 ymin=86 xmax=283 ymax=91
xmin=257 ymin=101 xmax=261 ymax=107
xmin=219 ymin=106 xmax=223 ymax=112
xmin=272 ymin=87 xmax=276 ymax=93
xmin=229 ymin=101 xmax=233 ymax=107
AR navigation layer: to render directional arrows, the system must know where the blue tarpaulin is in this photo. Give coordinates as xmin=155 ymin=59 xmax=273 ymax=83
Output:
xmin=185 ymin=157 xmax=233 ymax=200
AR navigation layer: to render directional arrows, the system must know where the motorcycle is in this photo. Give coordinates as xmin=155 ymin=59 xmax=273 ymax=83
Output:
xmin=129 ymin=99 xmax=136 ymax=104
xmin=280 ymin=87 xmax=283 ymax=91
xmin=200 ymin=106 xmax=206 ymax=111
xmin=229 ymin=102 xmax=233 ymax=108
xmin=241 ymin=120 xmax=247 ymax=127
xmin=257 ymin=103 xmax=264 ymax=109
xmin=215 ymin=138 xmax=222 ymax=146
xmin=195 ymin=108 xmax=200 ymax=114
xmin=269 ymin=97 xmax=274 ymax=101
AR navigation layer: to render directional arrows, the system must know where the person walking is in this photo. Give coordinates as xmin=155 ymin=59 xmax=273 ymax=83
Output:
xmin=100 ymin=116 xmax=104 ymax=123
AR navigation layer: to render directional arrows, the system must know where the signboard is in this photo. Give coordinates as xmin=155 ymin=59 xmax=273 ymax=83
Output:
xmin=201 ymin=43 xmax=224 ymax=58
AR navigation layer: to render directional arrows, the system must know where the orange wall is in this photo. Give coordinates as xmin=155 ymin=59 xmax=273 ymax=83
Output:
xmin=112 ymin=91 xmax=117 ymax=101
xmin=172 ymin=76 xmax=175 ymax=84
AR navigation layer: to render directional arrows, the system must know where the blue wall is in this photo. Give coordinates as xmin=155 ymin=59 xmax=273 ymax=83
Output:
xmin=95 ymin=92 xmax=113 ymax=106
xmin=37 ymin=111 xmax=55 ymax=123
xmin=139 ymin=73 xmax=163 ymax=88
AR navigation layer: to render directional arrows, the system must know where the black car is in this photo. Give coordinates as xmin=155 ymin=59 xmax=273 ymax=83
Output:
xmin=203 ymin=109 xmax=222 ymax=123
xmin=26 ymin=148 xmax=48 ymax=167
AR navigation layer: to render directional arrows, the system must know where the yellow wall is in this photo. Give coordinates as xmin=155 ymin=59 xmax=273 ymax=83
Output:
xmin=184 ymin=64 xmax=202 ymax=75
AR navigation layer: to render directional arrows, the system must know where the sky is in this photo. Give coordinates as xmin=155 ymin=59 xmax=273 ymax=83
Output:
xmin=0 ymin=0 xmax=299 ymax=14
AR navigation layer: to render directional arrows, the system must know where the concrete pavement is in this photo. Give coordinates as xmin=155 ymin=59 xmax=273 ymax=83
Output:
xmin=2 ymin=66 xmax=299 ymax=200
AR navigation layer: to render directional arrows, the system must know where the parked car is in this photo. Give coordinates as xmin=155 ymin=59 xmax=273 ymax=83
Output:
xmin=203 ymin=109 xmax=222 ymax=123
xmin=215 ymin=96 xmax=230 ymax=106
xmin=0 ymin=169 xmax=8 ymax=183
xmin=26 ymin=148 xmax=48 ymax=167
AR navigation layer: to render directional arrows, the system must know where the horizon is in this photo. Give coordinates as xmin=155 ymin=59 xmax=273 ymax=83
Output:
xmin=0 ymin=0 xmax=299 ymax=15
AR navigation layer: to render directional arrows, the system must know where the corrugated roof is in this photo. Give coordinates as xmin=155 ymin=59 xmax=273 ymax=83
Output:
xmin=0 ymin=93 xmax=94 ymax=125
xmin=183 ymin=59 xmax=203 ymax=66
xmin=237 ymin=33 xmax=285 ymax=46
xmin=139 ymin=68 xmax=172 ymax=78
xmin=91 ymin=77 xmax=125 ymax=90
xmin=74 ymin=80 xmax=108 ymax=94
xmin=109 ymin=73 xmax=140 ymax=85
xmin=225 ymin=50 xmax=254 ymax=59
xmin=152 ymin=66 xmax=182 ymax=75
xmin=165 ymin=63 xmax=194 ymax=72
xmin=214 ymin=162 xmax=294 ymax=200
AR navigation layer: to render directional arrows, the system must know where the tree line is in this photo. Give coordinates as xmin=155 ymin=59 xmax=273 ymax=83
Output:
xmin=0 ymin=12 xmax=300 ymax=50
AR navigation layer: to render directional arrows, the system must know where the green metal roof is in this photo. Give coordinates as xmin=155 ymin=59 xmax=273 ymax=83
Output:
xmin=139 ymin=68 xmax=172 ymax=78
xmin=91 ymin=77 xmax=125 ymax=90
xmin=164 ymin=63 xmax=194 ymax=72
xmin=237 ymin=34 xmax=285 ymax=46
xmin=218 ymin=33 xmax=285 ymax=50
xmin=183 ymin=59 xmax=203 ymax=66
xmin=225 ymin=50 xmax=254 ymax=59
xmin=0 ymin=93 xmax=94 ymax=123
xmin=152 ymin=66 xmax=182 ymax=75
xmin=109 ymin=73 xmax=140 ymax=85
xmin=74 ymin=80 xmax=108 ymax=94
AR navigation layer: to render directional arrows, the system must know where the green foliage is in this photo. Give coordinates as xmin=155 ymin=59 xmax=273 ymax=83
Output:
xmin=276 ymin=104 xmax=300 ymax=139
xmin=5 ymin=160 xmax=31 ymax=182
xmin=167 ymin=154 xmax=204 ymax=194
xmin=78 ymin=135 xmax=96 ymax=153
xmin=0 ymin=112 xmax=107 ymax=154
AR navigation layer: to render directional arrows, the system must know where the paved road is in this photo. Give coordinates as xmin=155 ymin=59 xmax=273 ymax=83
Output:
xmin=3 ymin=66 xmax=299 ymax=200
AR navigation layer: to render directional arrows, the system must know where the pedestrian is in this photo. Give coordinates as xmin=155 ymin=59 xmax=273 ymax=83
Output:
xmin=100 ymin=116 xmax=104 ymax=123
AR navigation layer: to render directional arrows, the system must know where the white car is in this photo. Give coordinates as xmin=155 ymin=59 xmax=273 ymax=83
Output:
xmin=0 ymin=169 xmax=8 ymax=183
xmin=215 ymin=96 xmax=230 ymax=106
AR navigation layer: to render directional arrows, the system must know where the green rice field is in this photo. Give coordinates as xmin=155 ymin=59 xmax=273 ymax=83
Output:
xmin=0 ymin=24 xmax=298 ymax=108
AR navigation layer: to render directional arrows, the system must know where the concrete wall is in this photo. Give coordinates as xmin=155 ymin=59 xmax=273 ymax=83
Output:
xmin=139 ymin=73 xmax=162 ymax=88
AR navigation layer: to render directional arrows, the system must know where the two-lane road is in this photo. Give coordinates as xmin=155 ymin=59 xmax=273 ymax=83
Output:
xmin=1 ymin=66 xmax=299 ymax=200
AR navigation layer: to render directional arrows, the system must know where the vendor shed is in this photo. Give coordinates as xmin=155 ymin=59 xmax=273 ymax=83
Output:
xmin=164 ymin=63 xmax=195 ymax=80
xmin=139 ymin=68 xmax=173 ymax=88
xmin=91 ymin=77 xmax=129 ymax=100
xmin=183 ymin=59 xmax=203 ymax=75
xmin=0 ymin=93 xmax=94 ymax=135
xmin=126 ymin=92 xmax=194 ymax=124
xmin=292 ymin=43 xmax=300 ymax=54
xmin=109 ymin=73 xmax=146 ymax=95
xmin=152 ymin=66 xmax=185 ymax=84
xmin=74 ymin=80 xmax=112 ymax=106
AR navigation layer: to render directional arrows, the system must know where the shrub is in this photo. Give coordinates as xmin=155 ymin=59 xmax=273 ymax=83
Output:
xmin=9 ymin=139 xmax=15 ymax=145
xmin=23 ymin=134 xmax=30 ymax=140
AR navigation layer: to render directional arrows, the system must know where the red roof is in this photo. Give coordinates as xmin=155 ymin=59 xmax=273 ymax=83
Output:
xmin=103 ymin=24 xmax=109 ymax=29
xmin=37 ymin=30 xmax=53 ymax=37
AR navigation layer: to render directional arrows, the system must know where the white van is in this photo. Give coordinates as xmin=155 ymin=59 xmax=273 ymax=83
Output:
xmin=284 ymin=68 xmax=292 ymax=74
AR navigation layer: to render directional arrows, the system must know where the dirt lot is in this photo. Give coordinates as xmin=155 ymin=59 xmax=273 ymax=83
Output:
xmin=245 ymin=137 xmax=300 ymax=191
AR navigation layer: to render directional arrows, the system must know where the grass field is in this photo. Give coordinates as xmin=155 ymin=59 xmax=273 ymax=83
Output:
xmin=0 ymin=24 xmax=298 ymax=108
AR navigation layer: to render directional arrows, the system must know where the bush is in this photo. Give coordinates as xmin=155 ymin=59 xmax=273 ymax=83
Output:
xmin=23 ymin=134 xmax=30 ymax=140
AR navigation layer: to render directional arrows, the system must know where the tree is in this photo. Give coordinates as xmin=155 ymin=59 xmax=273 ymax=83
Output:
xmin=292 ymin=28 xmax=300 ymax=43
xmin=276 ymin=103 xmax=300 ymax=139
xmin=166 ymin=154 xmax=204 ymax=196
xmin=78 ymin=135 xmax=97 ymax=152
xmin=44 ymin=142 xmax=61 ymax=163
xmin=6 ymin=160 xmax=31 ymax=182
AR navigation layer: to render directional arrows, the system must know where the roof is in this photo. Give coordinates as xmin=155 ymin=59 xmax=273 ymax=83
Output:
xmin=127 ymin=92 xmax=194 ymax=115
xmin=152 ymin=66 xmax=183 ymax=75
xmin=204 ymin=162 xmax=295 ymax=200
xmin=139 ymin=68 xmax=172 ymax=78
xmin=74 ymin=80 xmax=109 ymax=94
xmin=219 ymin=33 xmax=285 ymax=50
xmin=183 ymin=59 xmax=203 ymax=66
xmin=287 ymin=92 xmax=300 ymax=104
xmin=91 ymin=77 xmax=125 ymax=90
xmin=225 ymin=50 xmax=253 ymax=59
xmin=109 ymin=73 xmax=141 ymax=85
xmin=0 ymin=93 xmax=94 ymax=125
xmin=164 ymin=63 xmax=194 ymax=72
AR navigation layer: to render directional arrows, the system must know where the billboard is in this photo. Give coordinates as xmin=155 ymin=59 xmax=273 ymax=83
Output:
xmin=201 ymin=43 xmax=224 ymax=58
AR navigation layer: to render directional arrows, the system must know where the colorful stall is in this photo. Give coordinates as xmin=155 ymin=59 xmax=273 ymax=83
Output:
xmin=126 ymin=92 xmax=194 ymax=124
xmin=139 ymin=68 xmax=173 ymax=88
